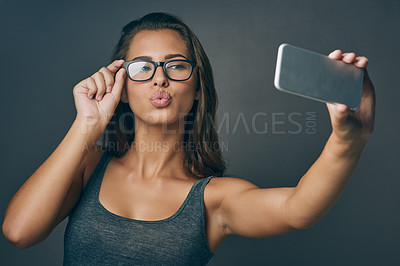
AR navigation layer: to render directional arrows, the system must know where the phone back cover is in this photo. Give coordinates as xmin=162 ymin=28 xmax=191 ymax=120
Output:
xmin=274 ymin=44 xmax=363 ymax=110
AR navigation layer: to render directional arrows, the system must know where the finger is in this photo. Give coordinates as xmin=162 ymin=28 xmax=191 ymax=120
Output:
xmin=86 ymin=77 xmax=98 ymax=99
xmin=342 ymin=52 xmax=356 ymax=63
xmin=329 ymin=49 xmax=342 ymax=59
xmin=110 ymin=68 xmax=126 ymax=102
xmin=91 ymin=72 xmax=106 ymax=101
xmin=99 ymin=67 xmax=115 ymax=93
xmin=333 ymin=103 xmax=349 ymax=114
xmin=106 ymin=59 xmax=125 ymax=74
xmin=326 ymin=102 xmax=350 ymax=124
xmin=354 ymin=56 xmax=369 ymax=68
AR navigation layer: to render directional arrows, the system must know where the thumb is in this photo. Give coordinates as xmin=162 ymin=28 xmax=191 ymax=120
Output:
xmin=326 ymin=102 xmax=350 ymax=127
xmin=332 ymin=103 xmax=349 ymax=114
xmin=111 ymin=68 xmax=126 ymax=102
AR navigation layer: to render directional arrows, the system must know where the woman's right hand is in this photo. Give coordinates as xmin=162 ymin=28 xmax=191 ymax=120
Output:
xmin=2 ymin=60 xmax=127 ymax=249
xmin=73 ymin=59 xmax=126 ymax=130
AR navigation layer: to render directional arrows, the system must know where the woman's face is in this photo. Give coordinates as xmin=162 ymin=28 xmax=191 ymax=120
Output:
xmin=122 ymin=29 xmax=199 ymax=128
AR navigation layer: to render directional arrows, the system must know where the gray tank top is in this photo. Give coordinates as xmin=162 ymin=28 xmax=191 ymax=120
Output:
xmin=64 ymin=150 xmax=215 ymax=265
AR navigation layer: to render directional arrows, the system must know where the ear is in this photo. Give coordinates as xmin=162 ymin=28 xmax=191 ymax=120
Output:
xmin=121 ymin=86 xmax=129 ymax=103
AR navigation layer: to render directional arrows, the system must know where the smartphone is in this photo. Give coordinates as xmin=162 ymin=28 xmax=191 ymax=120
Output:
xmin=274 ymin=43 xmax=364 ymax=110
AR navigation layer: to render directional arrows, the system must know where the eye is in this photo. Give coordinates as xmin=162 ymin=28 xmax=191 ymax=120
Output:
xmin=167 ymin=63 xmax=189 ymax=70
xmin=140 ymin=66 xmax=152 ymax=72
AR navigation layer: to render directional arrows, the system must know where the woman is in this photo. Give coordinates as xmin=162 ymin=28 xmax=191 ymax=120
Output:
xmin=2 ymin=12 xmax=375 ymax=265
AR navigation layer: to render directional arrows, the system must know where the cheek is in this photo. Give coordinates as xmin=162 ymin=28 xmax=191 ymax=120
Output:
xmin=175 ymin=93 xmax=196 ymax=115
xmin=178 ymin=79 xmax=197 ymax=101
xmin=124 ymin=86 xmax=147 ymax=113
xmin=176 ymin=81 xmax=198 ymax=110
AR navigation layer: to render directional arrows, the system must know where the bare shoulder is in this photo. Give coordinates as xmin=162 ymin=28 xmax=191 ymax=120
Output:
xmin=207 ymin=176 xmax=260 ymax=194
xmin=210 ymin=176 xmax=259 ymax=189
xmin=81 ymin=145 xmax=105 ymax=189
xmin=204 ymin=176 xmax=260 ymax=210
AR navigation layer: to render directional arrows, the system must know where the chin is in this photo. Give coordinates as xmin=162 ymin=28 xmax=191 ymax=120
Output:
xmin=140 ymin=110 xmax=181 ymax=126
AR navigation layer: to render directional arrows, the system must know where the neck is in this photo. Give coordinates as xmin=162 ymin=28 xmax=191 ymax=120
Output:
xmin=119 ymin=117 xmax=191 ymax=181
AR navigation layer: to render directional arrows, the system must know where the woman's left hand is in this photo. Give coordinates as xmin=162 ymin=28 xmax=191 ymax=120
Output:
xmin=326 ymin=50 xmax=376 ymax=142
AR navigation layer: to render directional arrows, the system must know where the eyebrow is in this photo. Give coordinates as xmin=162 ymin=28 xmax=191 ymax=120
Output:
xmin=129 ymin=53 xmax=188 ymax=61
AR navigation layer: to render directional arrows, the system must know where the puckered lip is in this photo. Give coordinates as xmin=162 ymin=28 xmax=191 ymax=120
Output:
xmin=151 ymin=90 xmax=171 ymax=100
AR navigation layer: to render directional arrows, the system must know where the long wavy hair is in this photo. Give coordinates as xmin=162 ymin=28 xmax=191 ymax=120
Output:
xmin=99 ymin=12 xmax=227 ymax=179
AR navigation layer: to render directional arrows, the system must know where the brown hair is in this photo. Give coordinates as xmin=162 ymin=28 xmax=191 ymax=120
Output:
xmin=100 ymin=12 xmax=227 ymax=179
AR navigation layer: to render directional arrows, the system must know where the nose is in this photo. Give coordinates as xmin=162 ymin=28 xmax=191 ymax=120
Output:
xmin=152 ymin=66 xmax=169 ymax=87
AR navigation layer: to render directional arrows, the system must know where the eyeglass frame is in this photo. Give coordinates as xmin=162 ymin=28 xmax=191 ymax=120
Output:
xmin=122 ymin=59 xmax=197 ymax=82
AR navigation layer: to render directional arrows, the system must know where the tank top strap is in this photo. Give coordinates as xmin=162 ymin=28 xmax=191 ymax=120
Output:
xmin=197 ymin=175 xmax=215 ymax=194
xmin=179 ymin=175 xmax=215 ymax=218
xmin=191 ymin=175 xmax=214 ymax=195
xmin=196 ymin=175 xmax=215 ymax=216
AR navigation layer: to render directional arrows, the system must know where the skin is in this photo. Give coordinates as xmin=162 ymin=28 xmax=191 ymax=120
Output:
xmin=2 ymin=29 xmax=375 ymax=256
xmin=115 ymin=29 xmax=200 ymax=182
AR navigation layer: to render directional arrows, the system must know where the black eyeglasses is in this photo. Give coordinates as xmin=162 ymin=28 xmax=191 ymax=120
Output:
xmin=122 ymin=59 xmax=197 ymax=82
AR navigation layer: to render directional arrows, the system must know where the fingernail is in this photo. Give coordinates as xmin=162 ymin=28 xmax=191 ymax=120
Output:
xmin=96 ymin=95 xmax=102 ymax=101
xmin=106 ymin=86 xmax=112 ymax=92
xmin=88 ymin=94 xmax=93 ymax=99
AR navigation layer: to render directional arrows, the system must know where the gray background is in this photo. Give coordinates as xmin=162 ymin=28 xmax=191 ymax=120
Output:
xmin=1 ymin=0 xmax=399 ymax=265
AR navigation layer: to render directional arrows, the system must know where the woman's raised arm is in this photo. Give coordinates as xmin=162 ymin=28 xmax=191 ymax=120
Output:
xmin=214 ymin=50 xmax=375 ymax=238
xmin=2 ymin=60 xmax=126 ymax=248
